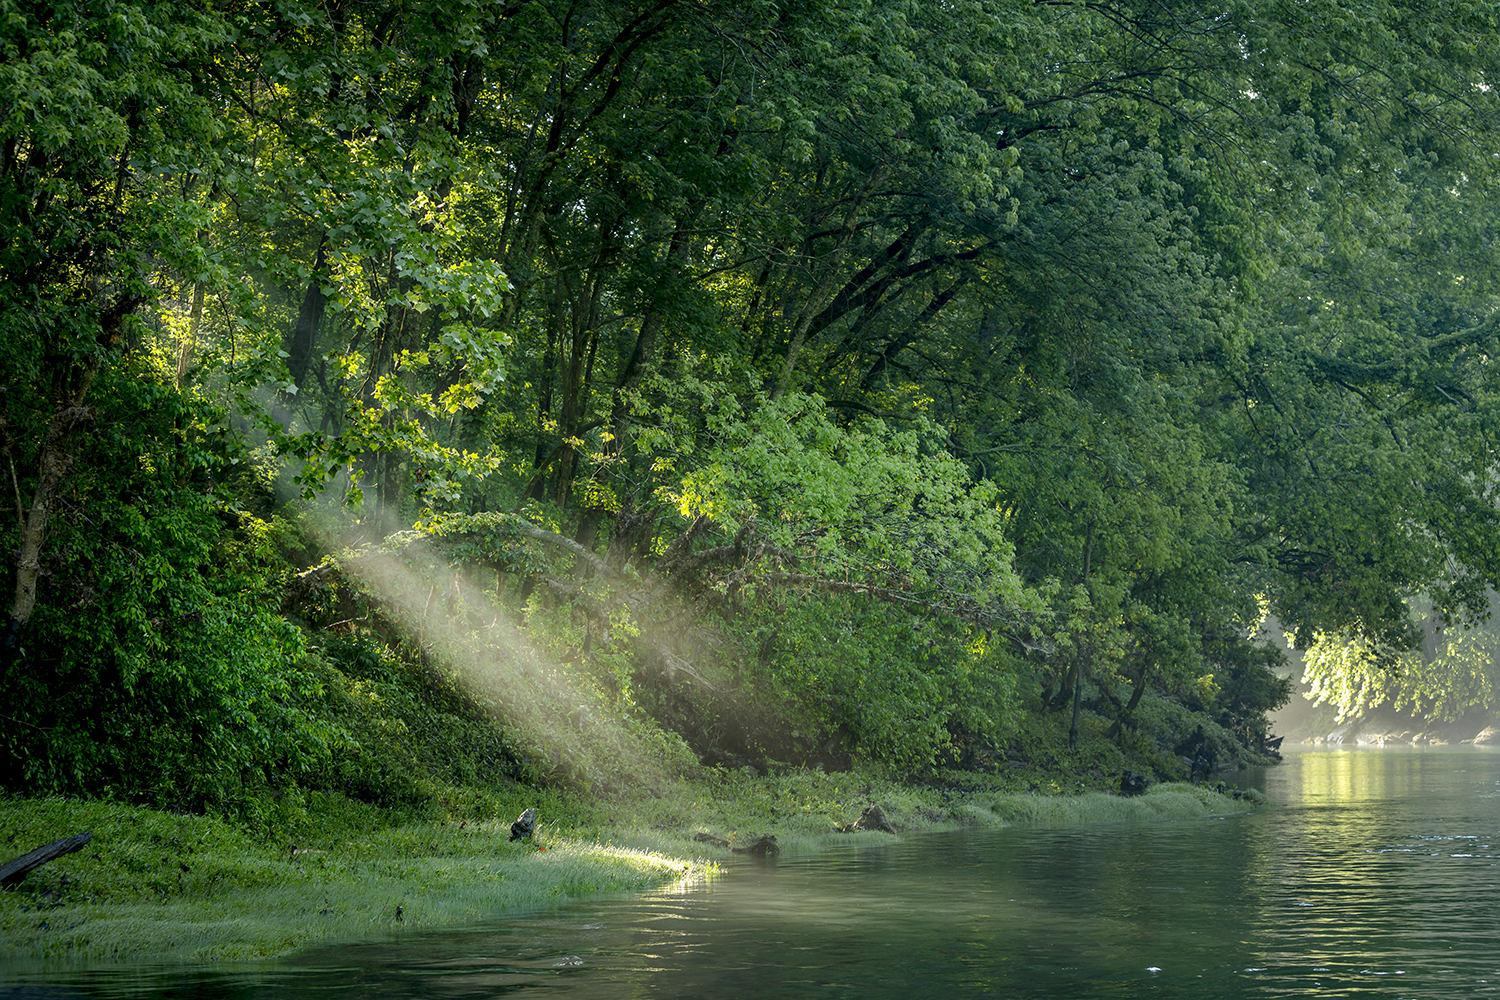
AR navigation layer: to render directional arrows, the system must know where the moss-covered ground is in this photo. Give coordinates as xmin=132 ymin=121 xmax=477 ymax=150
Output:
xmin=0 ymin=766 xmax=1261 ymax=965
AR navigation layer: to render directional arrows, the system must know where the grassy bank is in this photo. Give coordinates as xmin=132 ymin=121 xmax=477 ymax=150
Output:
xmin=0 ymin=792 xmax=700 ymax=964
xmin=1 ymin=771 xmax=1259 ymax=965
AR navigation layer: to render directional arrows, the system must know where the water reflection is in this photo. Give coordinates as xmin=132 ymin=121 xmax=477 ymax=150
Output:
xmin=12 ymin=748 xmax=1500 ymax=999
xmin=1248 ymin=747 xmax=1500 ymax=996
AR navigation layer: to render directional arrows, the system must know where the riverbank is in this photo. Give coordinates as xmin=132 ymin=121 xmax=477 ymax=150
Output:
xmin=0 ymin=771 xmax=1259 ymax=965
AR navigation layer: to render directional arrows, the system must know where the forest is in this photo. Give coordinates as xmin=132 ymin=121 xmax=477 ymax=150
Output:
xmin=4 ymin=0 xmax=1500 ymax=816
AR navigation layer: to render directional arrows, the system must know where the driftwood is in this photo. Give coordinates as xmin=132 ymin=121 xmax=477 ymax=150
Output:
xmin=0 ymin=831 xmax=92 ymax=888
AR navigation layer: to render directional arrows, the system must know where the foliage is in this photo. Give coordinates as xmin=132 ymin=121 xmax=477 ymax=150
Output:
xmin=0 ymin=0 xmax=224 ymax=368
xmin=1302 ymin=597 xmax=1500 ymax=724
xmin=0 ymin=361 xmax=330 ymax=808
xmin=294 ymin=632 xmax=531 ymax=808
xmin=679 ymin=393 xmax=1038 ymax=617
xmin=7 ymin=0 xmax=1500 ymax=817
xmin=739 ymin=592 xmax=1020 ymax=771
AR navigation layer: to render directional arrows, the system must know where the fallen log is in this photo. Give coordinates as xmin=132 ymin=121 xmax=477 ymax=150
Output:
xmin=1 ymin=831 xmax=92 ymax=888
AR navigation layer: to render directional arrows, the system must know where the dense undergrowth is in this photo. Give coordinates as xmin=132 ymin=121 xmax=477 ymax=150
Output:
xmin=1 ymin=441 xmax=1281 ymax=824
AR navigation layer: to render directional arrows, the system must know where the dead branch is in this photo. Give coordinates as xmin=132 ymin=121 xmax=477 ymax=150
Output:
xmin=1 ymin=831 xmax=92 ymax=888
xmin=510 ymin=521 xmax=624 ymax=580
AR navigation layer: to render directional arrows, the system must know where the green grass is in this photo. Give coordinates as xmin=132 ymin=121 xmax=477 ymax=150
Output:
xmin=959 ymin=782 xmax=1260 ymax=826
xmin=0 ymin=792 xmax=707 ymax=963
xmin=591 ymin=767 xmax=1259 ymax=854
xmin=0 ymin=771 xmax=1256 ymax=965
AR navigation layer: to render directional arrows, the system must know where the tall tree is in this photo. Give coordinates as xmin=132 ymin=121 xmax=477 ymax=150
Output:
xmin=0 ymin=0 xmax=225 ymax=656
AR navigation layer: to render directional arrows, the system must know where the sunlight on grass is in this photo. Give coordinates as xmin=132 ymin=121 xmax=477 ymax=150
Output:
xmin=0 ymin=795 xmax=712 ymax=963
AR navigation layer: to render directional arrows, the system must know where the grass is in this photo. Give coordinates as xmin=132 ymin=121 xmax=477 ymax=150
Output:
xmin=958 ymin=782 xmax=1263 ymax=826
xmin=0 ymin=770 xmax=1258 ymax=965
xmin=0 ymin=792 xmax=705 ymax=964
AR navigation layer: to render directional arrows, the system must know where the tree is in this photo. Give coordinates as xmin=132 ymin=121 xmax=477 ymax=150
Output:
xmin=1302 ymin=596 xmax=1500 ymax=725
xmin=11 ymin=0 xmax=1500 ymax=793
xmin=0 ymin=0 xmax=227 ymax=657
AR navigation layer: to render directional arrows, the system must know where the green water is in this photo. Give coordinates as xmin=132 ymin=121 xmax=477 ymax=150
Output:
xmin=13 ymin=747 xmax=1500 ymax=998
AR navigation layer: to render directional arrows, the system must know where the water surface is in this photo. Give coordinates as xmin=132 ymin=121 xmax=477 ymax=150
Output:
xmin=11 ymin=747 xmax=1500 ymax=998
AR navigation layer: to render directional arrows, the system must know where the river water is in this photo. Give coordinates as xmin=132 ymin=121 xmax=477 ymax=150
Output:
xmin=11 ymin=747 xmax=1500 ymax=999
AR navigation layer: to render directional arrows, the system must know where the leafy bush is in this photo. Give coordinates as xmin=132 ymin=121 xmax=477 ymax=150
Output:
xmin=0 ymin=366 xmax=327 ymax=808
xmin=743 ymin=592 xmax=1021 ymax=771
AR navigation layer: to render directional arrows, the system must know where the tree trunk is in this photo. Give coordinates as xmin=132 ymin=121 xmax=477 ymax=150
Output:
xmin=607 ymin=217 xmax=694 ymax=463
xmin=552 ymin=263 xmax=605 ymax=509
xmin=1068 ymin=659 xmax=1085 ymax=750
xmin=286 ymin=237 xmax=329 ymax=390
xmin=176 ymin=278 xmax=205 ymax=389
xmin=5 ymin=297 xmax=141 ymax=669
xmin=9 ymin=402 xmax=94 ymax=637
xmin=772 ymin=161 xmax=891 ymax=401
xmin=1107 ymin=661 xmax=1151 ymax=739
xmin=1067 ymin=517 xmax=1098 ymax=749
xmin=1047 ymin=660 xmax=1077 ymax=711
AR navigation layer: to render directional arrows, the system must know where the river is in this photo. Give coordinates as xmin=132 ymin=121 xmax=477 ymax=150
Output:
xmin=10 ymin=747 xmax=1500 ymax=998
